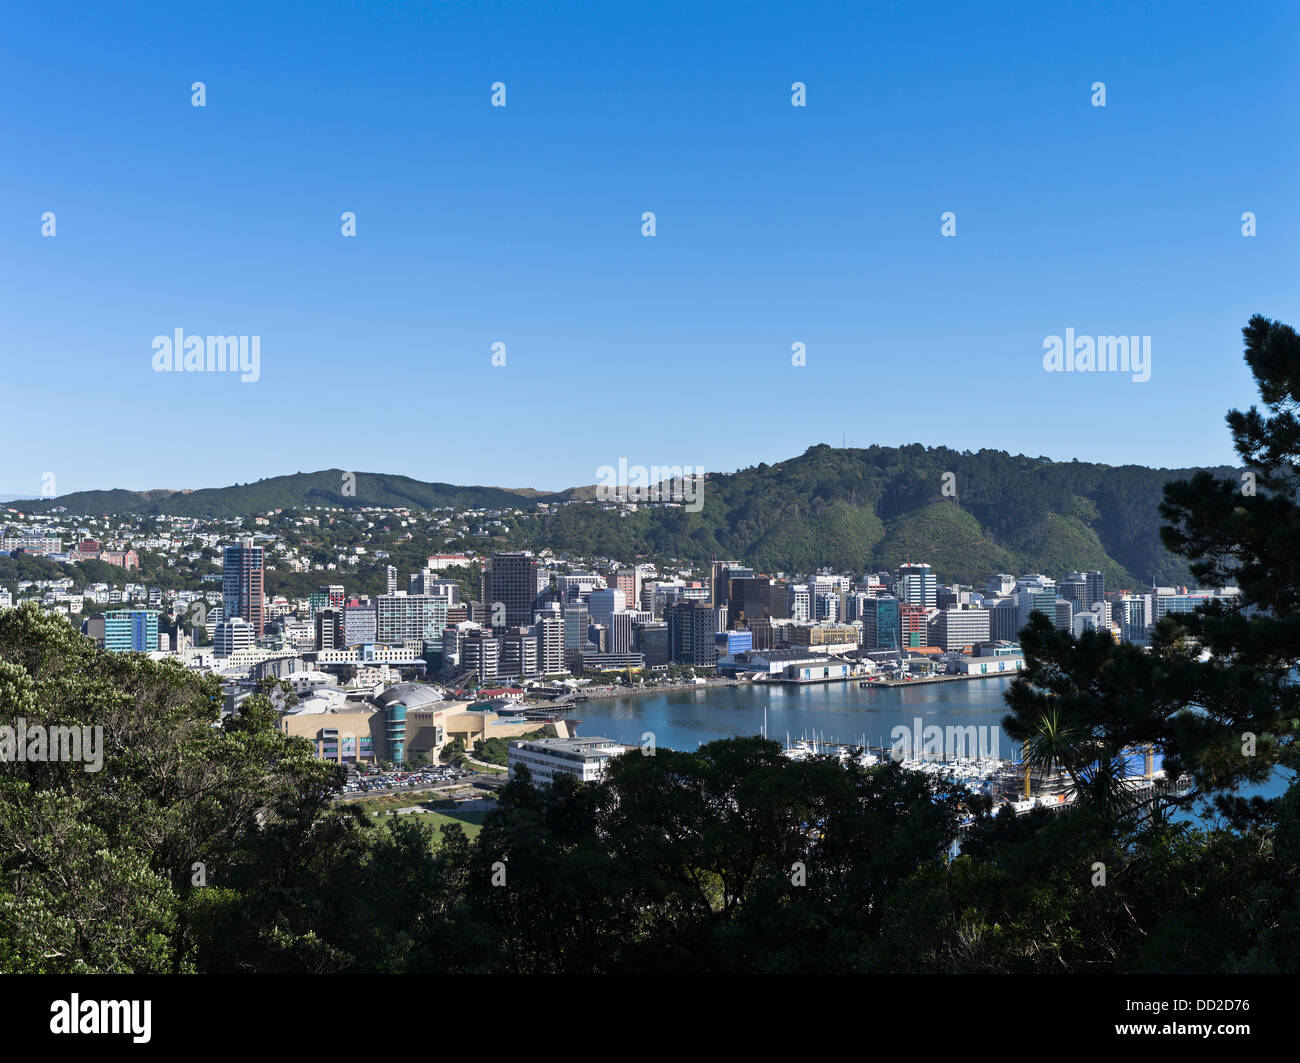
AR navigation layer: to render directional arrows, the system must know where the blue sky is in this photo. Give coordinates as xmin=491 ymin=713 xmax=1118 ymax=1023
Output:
xmin=2 ymin=0 xmax=1296 ymax=495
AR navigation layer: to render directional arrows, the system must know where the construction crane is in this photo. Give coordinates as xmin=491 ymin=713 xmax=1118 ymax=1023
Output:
xmin=442 ymin=671 xmax=478 ymax=697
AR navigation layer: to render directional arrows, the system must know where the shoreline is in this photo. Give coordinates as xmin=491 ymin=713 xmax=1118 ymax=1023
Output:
xmin=554 ymin=678 xmax=750 ymax=703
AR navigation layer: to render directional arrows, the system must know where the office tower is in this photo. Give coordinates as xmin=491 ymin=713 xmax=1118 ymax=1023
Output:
xmin=316 ymin=608 xmax=347 ymax=650
xmin=80 ymin=615 xmax=106 ymax=648
xmin=310 ymin=583 xmax=346 ymax=617
xmin=537 ymin=616 xmax=565 ymax=675
xmin=103 ymin=609 xmax=160 ymax=653
xmin=556 ymin=571 xmax=603 ymax=602
xmin=710 ymin=560 xmax=740 ymax=607
xmin=1054 ymin=598 xmax=1074 ymax=631
xmin=461 ymin=631 xmax=500 ymax=683
xmin=563 ymin=600 xmax=590 ymax=653
xmin=814 ymin=592 xmax=839 ymax=622
xmin=1149 ymin=586 xmax=1226 ymax=624
xmin=726 ymin=577 xmax=786 ymax=628
xmin=376 ymin=594 xmax=449 ymax=649
xmin=985 ymin=573 xmax=1017 ymax=597
xmin=898 ymin=604 xmax=930 ymax=648
xmin=634 ymin=620 xmax=671 ymax=666
xmin=386 ymin=565 xmax=398 ymax=594
xmin=988 ymin=598 xmax=1020 ymax=642
xmin=484 ymin=552 xmax=539 ymax=627
xmin=587 ymin=588 xmax=626 ymax=631
xmin=222 ymin=539 xmax=264 ymax=636
xmin=1059 ymin=577 xmax=1087 ymax=613
xmin=1120 ymin=594 xmax=1151 ymax=644
xmin=809 ymin=575 xmax=850 ymax=622
xmin=427 ymin=579 xmax=460 ymax=607
xmin=213 ymin=617 xmax=255 ymax=658
xmin=612 ymin=568 xmax=639 ymax=611
xmin=787 ymin=584 xmax=811 ymax=623
xmin=500 ymin=628 xmax=539 ymax=679
xmin=1017 ymin=586 xmax=1058 ymax=633
xmin=861 ymin=595 xmax=900 ymax=650
xmin=609 ymin=610 xmax=635 ymax=654
xmin=928 ymin=608 xmax=991 ymax=652
xmin=342 ymin=600 xmax=377 ymax=645
xmin=667 ymin=600 xmax=718 ymax=668
xmin=1069 ymin=570 xmax=1105 ymax=610
xmin=897 ymin=563 xmax=937 ymax=610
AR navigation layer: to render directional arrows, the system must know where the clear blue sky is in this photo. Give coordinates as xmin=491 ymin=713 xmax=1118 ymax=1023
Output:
xmin=2 ymin=0 xmax=1296 ymax=495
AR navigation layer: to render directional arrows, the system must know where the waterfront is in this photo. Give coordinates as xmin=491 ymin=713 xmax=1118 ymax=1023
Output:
xmin=568 ymin=676 xmax=1019 ymax=754
xmin=566 ymin=680 xmax=1292 ymax=817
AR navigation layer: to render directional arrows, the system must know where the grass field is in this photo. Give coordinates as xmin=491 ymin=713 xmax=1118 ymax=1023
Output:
xmin=355 ymin=796 xmax=492 ymax=842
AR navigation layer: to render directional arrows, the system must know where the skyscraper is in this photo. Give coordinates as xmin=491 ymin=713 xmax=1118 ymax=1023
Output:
xmin=897 ymin=563 xmax=937 ymax=610
xmin=484 ymin=552 xmax=539 ymax=627
xmin=222 ymin=539 xmax=264 ymax=636
xmin=667 ymin=600 xmax=718 ymax=668
xmin=103 ymin=609 xmax=160 ymax=653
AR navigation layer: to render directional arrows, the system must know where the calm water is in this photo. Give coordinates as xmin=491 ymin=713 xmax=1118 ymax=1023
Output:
xmin=570 ymin=678 xmax=1018 ymax=755
xmin=569 ymin=679 xmax=1292 ymax=816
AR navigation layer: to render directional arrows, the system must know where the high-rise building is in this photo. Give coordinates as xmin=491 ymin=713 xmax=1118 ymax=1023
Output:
xmin=1120 ymin=594 xmax=1151 ymax=644
xmin=103 ymin=609 xmax=160 ymax=653
xmin=667 ymin=600 xmax=718 ymax=668
xmin=861 ymin=596 xmax=900 ymax=651
xmin=634 ymin=620 xmax=670 ymax=666
xmin=710 ymin=560 xmax=741 ymax=608
xmin=985 ymin=574 xmax=1017 ymax=598
xmin=484 ymin=553 xmax=539 ymax=628
xmin=385 ymin=566 xmax=398 ymax=594
xmin=727 ymin=577 xmax=786 ymax=629
xmin=814 ymin=592 xmax=840 ymax=622
xmin=928 ymin=608 xmax=991 ymax=652
xmin=376 ymin=594 xmax=449 ymax=649
xmin=1017 ymin=586 xmax=1058 ymax=633
xmin=1069 ymin=571 xmax=1105 ymax=610
xmin=537 ymin=616 xmax=566 ymax=675
xmin=214 ymin=617 xmax=255 ymax=658
xmin=222 ymin=539 xmax=264 ymax=636
xmin=309 ymin=584 xmax=345 ymax=617
xmin=988 ymin=597 xmax=1020 ymax=642
xmin=899 ymin=604 xmax=931 ymax=648
xmin=461 ymin=631 xmax=500 ymax=683
xmin=1059 ymin=577 xmax=1087 ymax=614
xmin=613 ymin=568 xmax=640 ymax=612
xmin=500 ymin=628 xmax=539 ymax=679
xmin=587 ymin=588 xmax=626 ymax=632
xmin=897 ymin=563 xmax=937 ymax=610
xmin=609 ymin=610 xmax=635 ymax=654
xmin=787 ymin=584 xmax=811 ymax=623
xmin=315 ymin=608 xmax=343 ymax=650
xmin=562 ymin=600 xmax=590 ymax=668
xmin=342 ymin=600 xmax=377 ymax=645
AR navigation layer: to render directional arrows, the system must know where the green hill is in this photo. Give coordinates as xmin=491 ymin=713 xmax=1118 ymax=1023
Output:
xmin=9 ymin=444 xmax=1236 ymax=585
xmin=11 ymin=470 xmax=568 ymax=517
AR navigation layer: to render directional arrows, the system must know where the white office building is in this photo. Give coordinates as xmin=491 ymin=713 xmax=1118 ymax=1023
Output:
xmin=507 ymin=736 xmax=630 ymax=785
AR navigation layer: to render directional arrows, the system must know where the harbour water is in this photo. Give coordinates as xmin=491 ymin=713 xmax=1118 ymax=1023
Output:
xmin=570 ymin=677 xmax=1018 ymax=754
xmin=567 ymin=678 xmax=1292 ymax=818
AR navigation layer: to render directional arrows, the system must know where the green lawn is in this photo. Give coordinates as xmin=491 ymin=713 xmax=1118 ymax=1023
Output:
xmin=358 ymin=798 xmax=492 ymax=842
